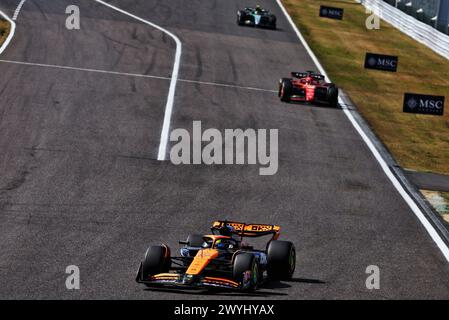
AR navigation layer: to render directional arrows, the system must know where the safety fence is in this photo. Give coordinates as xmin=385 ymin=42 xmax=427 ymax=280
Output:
xmin=358 ymin=0 xmax=449 ymax=60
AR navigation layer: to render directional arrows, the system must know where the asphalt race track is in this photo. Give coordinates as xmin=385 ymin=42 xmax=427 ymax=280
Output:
xmin=0 ymin=0 xmax=448 ymax=299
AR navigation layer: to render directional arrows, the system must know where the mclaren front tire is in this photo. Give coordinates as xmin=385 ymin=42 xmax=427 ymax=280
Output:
xmin=233 ymin=253 xmax=260 ymax=291
xmin=140 ymin=245 xmax=171 ymax=284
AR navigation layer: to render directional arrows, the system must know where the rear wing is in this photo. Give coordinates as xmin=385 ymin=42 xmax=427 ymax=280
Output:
xmin=211 ymin=221 xmax=280 ymax=239
xmin=291 ymin=71 xmax=325 ymax=81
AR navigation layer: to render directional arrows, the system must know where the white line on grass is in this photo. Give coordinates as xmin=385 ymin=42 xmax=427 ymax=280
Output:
xmin=275 ymin=0 xmax=449 ymax=262
xmin=95 ymin=0 xmax=181 ymax=161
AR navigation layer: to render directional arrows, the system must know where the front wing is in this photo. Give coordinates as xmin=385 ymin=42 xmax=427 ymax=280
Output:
xmin=240 ymin=15 xmax=276 ymax=28
xmin=135 ymin=261 xmax=243 ymax=290
xmin=137 ymin=271 xmax=241 ymax=290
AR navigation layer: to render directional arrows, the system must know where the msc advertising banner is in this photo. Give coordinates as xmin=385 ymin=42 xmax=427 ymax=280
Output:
xmin=364 ymin=53 xmax=399 ymax=72
xmin=403 ymin=93 xmax=445 ymax=116
xmin=319 ymin=6 xmax=344 ymax=20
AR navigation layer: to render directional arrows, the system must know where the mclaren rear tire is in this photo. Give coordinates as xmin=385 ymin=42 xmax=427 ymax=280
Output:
xmin=279 ymin=78 xmax=292 ymax=102
xmin=267 ymin=240 xmax=296 ymax=280
xmin=233 ymin=253 xmax=260 ymax=291
xmin=141 ymin=245 xmax=171 ymax=281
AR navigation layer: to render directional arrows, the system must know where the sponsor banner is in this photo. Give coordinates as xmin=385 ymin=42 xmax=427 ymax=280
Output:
xmin=403 ymin=93 xmax=445 ymax=116
xmin=319 ymin=6 xmax=344 ymax=20
xmin=364 ymin=53 xmax=399 ymax=72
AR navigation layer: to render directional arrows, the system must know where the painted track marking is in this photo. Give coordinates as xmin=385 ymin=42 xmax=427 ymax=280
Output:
xmin=0 ymin=59 xmax=276 ymax=93
xmin=275 ymin=0 xmax=449 ymax=262
xmin=12 ymin=0 xmax=27 ymax=21
xmin=95 ymin=0 xmax=181 ymax=161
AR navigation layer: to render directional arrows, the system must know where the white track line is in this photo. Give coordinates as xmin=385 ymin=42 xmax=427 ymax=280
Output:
xmin=276 ymin=0 xmax=449 ymax=262
xmin=0 ymin=59 xmax=275 ymax=93
xmin=180 ymin=78 xmax=277 ymax=93
xmin=95 ymin=0 xmax=181 ymax=161
xmin=12 ymin=0 xmax=27 ymax=21
xmin=0 ymin=58 xmax=170 ymax=79
xmin=0 ymin=10 xmax=16 ymax=55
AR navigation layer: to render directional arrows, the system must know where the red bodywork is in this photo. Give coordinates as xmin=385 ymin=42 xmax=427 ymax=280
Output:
xmin=288 ymin=75 xmax=324 ymax=102
xmin=279 ymin=71 xmax=338 ymax=106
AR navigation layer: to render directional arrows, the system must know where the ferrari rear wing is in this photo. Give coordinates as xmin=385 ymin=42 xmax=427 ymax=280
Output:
xmin=291 ymin=71 xmax=325 ymax=81
xmin=211 ymin=221 xmax=280 ymax=239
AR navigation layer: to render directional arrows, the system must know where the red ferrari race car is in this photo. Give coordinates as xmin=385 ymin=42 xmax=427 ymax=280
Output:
xmin=278 ymin=71 xmax=339 ymax=107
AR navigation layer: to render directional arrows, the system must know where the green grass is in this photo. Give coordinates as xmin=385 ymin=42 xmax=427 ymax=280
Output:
xmin=0 ymin=19 xmax=10 ymax=47
xmin=282 ymin=0 xmax=449 ymax=174
xmin=443 ymin=192 xmax=449 ymax=206
xmin=421 ymin=190 xmax=449 ymax=224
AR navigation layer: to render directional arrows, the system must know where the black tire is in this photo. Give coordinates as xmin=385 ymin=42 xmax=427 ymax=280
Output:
xmin=187 ymin=234 xmax=204 ymax=247
xmin=270 ymin=15 xmax=277 ymax=30
xmin=267 ymin=240 xmax=295 ymax=280
xmin=142 ymin=245 xmax=171 ymax=280
xmin=237 ymin=11 xmax=245 ymax=25
xmin=233 ymin=253 xmax=260 ymax=291
xmin=327 ymin=85 xmax=339 ymax=108
xmin=279 ymin=78 xmax=292 ymax=102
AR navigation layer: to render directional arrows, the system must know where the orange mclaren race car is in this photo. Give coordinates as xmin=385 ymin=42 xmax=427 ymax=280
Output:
xmin=136 ymin=221 xmax=296 ymax=291
xmin=278 ymin=71 xmax=339 ymax=107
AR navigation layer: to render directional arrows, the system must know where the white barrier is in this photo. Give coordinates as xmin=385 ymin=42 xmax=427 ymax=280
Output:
xmin=358 ymin=0 xmax=449 ymax=60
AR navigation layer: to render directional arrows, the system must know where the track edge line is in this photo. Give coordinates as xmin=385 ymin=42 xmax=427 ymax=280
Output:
xmin=94 ymin=0 xmax=182 ymax=161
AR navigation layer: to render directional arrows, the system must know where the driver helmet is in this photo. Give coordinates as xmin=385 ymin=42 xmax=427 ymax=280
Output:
xmin=218 ymin=225 xmax=235 ymax=236
xmin=215 ymin=239 xmax=227 ymax=249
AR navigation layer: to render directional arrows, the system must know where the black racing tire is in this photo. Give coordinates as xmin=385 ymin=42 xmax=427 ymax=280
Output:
xmin=237 ymin=10 xmax=246 ymax=25
xmin=267 ymin=240 xmax=296 ymax=280
xmin=142 ymin=245 xmax=171 ymax=280
xmin=233 ymin=253 xmax=260 ymax=291
xmin=279 ymin=78 xmax=292 ymax=102
xmin=327 ymin=84 xmax=339 ymax=108
xmin=270 ymin=15 xmax=277 ymax=30
xmin=187 ymin=234 xmax=205 ymax=247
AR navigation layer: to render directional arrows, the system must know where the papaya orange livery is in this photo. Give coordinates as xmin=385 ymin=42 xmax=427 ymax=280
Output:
xmin=186 ymin=249 xmax=219 ymax=275
xmin=136 ymin=220 xmax=296 ymax=291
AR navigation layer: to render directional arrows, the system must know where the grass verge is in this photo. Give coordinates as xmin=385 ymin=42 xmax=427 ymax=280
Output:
xmin=421 ymin=190 xmax=449 ymax=224
xmin=282 ymin=0 xmax=449 ymax=175
xmin=0 ymin=18 xmax=10 ymax=48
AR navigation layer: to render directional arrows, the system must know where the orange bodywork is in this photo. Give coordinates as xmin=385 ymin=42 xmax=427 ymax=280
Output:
xmin=184 ymin=236 xmax=234 ymax=276
xmin=186 ymin=248 xmax=219 ymax=275
xmin=151 ymin=273 xmax=180 ymax=281
xmin=212 ymin=221 xmax=281 ymax=239
xmin=203 ymin=277 xmax=239 ymax=288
